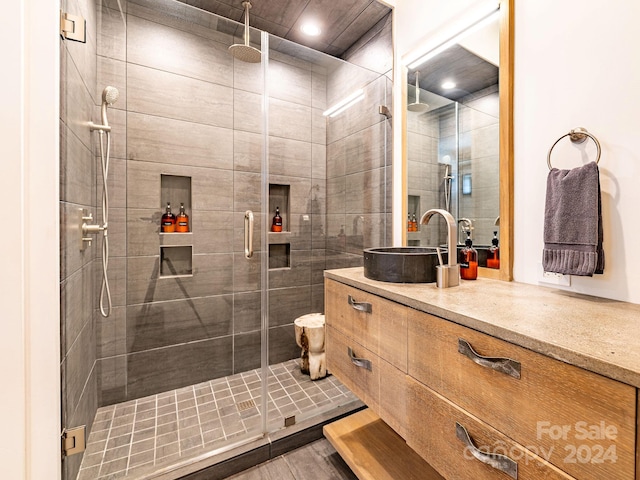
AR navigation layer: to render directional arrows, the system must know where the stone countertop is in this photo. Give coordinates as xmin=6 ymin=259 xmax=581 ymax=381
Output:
xmin=324 ymin=267 xmax=640 ymax=388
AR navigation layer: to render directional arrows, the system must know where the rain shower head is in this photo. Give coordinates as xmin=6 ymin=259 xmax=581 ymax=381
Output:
xmin=407 ymin=71 xmax=429 ymax=113
xmin=229 ymin=1 xmax=261 ymax=63
xmin=101 ymin=86 xmax=119 ymax=128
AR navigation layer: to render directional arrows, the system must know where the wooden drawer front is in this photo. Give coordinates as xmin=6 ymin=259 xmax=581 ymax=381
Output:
xmin=326 ymin=325 xmax=380 ymax=410
xmin=406 ymin=377 xmax=576 ymax=480
xmin=378 ymin=358 xmax=409 ymax=439
xmin=325 ymin=279 xmax=407 ymax=371
xmin=408 ymin=311 xmax=636 ymax=480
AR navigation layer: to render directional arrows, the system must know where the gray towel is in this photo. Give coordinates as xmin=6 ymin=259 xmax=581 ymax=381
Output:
xmin=543 ymin=161 xmax=604 ymax=276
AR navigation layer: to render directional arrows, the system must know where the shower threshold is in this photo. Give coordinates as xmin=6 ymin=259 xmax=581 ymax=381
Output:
xmin=77 ymin=359 xmax=361 ymax=480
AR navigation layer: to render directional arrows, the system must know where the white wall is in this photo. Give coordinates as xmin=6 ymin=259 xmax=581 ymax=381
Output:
xmin=395 ymin=0 xmax=640 ymax=304
xmin=1 ymin=0 xmax=61 ymax=478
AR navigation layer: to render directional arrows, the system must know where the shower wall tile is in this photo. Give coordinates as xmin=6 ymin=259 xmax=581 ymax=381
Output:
xmin=233 ymin=212 xmax=263 ymax=254
xmin=60 ymin=201 xmax=95 ymax=280
xmin=311 ymin=72 xmax=327 ymax=110
xmin=127 ymin=15 xmax=233 ymax=88
xmin=127 ymin=253 xmax=234 ymax=305
xmin=61 ymin=261 xmax=95 ymax=357
xmin=233 ymin=252 xmax=262 ymax=293
xmin=66 ymin=13 xmax=98 ymax=107
xmin=311 ymin=107 xmax=326 ymax=145
xmin=97 ymin=355 xmax=128 ymax=406
xmin=97 ymin=305 xmax=127 ymax=358
xmin=326 ymin=139 xmax=345 ymax=178
xmin=343 ymin=167 xmax=387 ymax=214
xmin=233 ymin=331 xmax=261 ymax=373
xmin=312 ymin=144 xmax=326 ymax=180
xmin=233 ymin=89 xmax=263 ymax=135
xmin=326 ymin=177 xmax=346 ymax=215
xmin=126 ymin=208 xmax=160 ymax=257
xmin=344 ymin=121 xmax=387 ymax=175
xmin=97 ymin=6 xmax=127 ymax=62
xmin=268 ymin=174 xmax=313 ymax=214
xmin=127 ymin=63 xmax=233 ymax=128
xmin=192 ymin=211 xmax=235 ymax=254
xmin=64 ymin=49 xmax=94 ymax=152
xmin=97 ymin=56 xmax=127 ymax=111
xmin=126 ymin=295 xmax=233 ymax=352
xmin=64 ymin=316 xmax=96 ymax=422
xmin=268 ymin=60 xmax=312 ymax=107
xmin=269 ymin=98 xmax=312 ymax=143
xmin=268 ymin=325 xmax=299 ymax=366
xmin=60 ymin=124 xmax=95 ymax=206
xmin=268 ymin=286 xmax=311 ymax=328
xmin=311 ymin=283 xmax=325 ymax=314
xmin=98 ymin=157 xmax=127 ymax=209
xmin=233 ymin=291 xmax=261 ymax=334
xmin=233 ymin=56 xmax=264 ymax=94
xmin=233 ymin=130 xmax=262 ymax=173
xmin=62 ymin=366 xmax=97 ymax=480
xmin=268 ymin=137 xmax=311 ymax=178
xmin=127 ymin=112 xmax=233 ymax=170
xmin=93 ymin=107 xmax=126 ymax=159
xmin=126 ymin=336 xmax=233 ymax=399
xmin=97 ymin=256 xmax=127 ymax=308
xmin=233 ymin=171 xmax=262 ymax=213
xmin=128 ymin=0 xmax=234 ymax=47
xmin=269 ymin=250 xmax=312 ymax=289
xmin=127 ymin=161 xmax=234 ymax=211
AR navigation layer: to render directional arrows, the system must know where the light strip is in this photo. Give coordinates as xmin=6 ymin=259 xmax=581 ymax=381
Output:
xmin=323 ymin=89 xmax=365 ymax=117
xmin=408 ymin=5 xmax=500 ymax=70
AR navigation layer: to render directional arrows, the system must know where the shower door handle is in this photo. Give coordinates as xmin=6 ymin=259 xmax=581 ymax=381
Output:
xmin=244 ymin=210 xmax=254 ymax=259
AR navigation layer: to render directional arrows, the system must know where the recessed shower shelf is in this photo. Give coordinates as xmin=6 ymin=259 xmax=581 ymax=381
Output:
xmin=159 ymin=232 xmax=193 ymax=247
xmin=160 ymin=245 xmax=193 ymax=278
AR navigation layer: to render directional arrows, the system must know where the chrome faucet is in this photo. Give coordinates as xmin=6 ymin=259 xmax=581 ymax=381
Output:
xmin=458 ymin=217 xmax=473 ymax=242
xmin=420 ymin=209 xmax=460 ymax=288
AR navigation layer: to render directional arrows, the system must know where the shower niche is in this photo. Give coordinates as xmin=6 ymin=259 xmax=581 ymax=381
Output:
xmin=160 ymin=174 xmax=192 ymax=277
xmin=268 ymin=183 xmax=291 ymax=270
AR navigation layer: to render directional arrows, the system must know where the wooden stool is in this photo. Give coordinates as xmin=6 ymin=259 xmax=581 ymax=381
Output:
xmin=294 ymin=313 xmax=326 ymax=380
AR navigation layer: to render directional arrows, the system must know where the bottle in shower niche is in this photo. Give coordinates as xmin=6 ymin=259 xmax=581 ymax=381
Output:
xmin=161 ymin=202 xmax=176 ymax=233
xmin=176 ymin=203 xmax=189 ymax=233
xmin=271 ymin=206 xmax=283 ymax=232
xmin=459 ymin=231 xmax=478 ymax=280
xmin=487 ymin=231 xmax=500 ymax=269
xmin=411 ymin=213 xmax=418 ymax=232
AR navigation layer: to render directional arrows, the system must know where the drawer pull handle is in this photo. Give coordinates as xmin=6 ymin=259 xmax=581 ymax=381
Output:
xmin=348 ymin=295 xmax=372 ymax=313
xmin=458 ymin=338 xmax=521 ymax=379
xmin=456 ymin=422 xmax=518 ymax=479
xmin=348 ymin=347 xmax=372 ymax=371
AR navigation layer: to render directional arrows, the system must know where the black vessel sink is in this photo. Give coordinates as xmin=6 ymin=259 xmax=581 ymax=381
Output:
xmin=363 ymin=247 xmax=447 ymax=283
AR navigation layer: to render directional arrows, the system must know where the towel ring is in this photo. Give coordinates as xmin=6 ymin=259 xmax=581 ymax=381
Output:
xmin=547 ymin=127 xmax=601 ymax=170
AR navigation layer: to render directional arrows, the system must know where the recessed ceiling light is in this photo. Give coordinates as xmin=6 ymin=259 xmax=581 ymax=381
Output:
xmin=301 ymin=23 xmax=321 ymax=36
xmin=442 ymin=81 xmax=456 ymax=89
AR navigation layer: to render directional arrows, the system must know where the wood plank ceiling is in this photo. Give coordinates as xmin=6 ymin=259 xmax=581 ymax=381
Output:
xmin=178 ymin=0 xmax=392 ymax=57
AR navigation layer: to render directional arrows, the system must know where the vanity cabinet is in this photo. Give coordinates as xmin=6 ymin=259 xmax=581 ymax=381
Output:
xmin=325 ymin=278 xmax=638 ymax=480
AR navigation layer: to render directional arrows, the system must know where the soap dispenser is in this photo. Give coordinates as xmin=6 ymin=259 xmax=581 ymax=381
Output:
xmin=487 ymin=231 xmax=500 ymax=269
xmin=459 ymin=231 xmax=478 ymax=280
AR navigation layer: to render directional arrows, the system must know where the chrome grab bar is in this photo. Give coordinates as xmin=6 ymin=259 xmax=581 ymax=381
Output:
xmin=244 ymin=210 xmax=254 ymax=259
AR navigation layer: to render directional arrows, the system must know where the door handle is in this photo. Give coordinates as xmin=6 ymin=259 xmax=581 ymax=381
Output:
xmin=244 ymin=210 xmax=254 ymax=259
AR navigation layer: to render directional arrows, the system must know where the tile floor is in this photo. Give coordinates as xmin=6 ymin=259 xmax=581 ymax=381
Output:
xmin=227 ymin=438 xmax=357 ymax=480
xmin=77 ymin=360 xmax=357 ymax=479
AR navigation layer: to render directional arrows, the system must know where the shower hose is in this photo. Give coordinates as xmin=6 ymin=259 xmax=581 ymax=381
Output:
xmin=98 ymin=130 xmax=112 ymax=318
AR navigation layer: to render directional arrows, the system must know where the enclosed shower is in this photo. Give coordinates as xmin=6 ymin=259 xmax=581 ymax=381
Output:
xmin=59 ymin=0 xmax=392 ymax=478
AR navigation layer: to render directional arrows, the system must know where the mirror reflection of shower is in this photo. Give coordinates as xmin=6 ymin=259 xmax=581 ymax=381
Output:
xmin=87 ymin=86 xmax=119 ymax=317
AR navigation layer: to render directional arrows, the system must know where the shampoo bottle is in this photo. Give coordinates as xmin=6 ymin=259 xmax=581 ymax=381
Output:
xmin=176 ymin=203 xmax=189 ymax=233
xmin=161 ymin=203 xmax=176 ymax=233
xmin=487 ymin=231 xmax=500 ymax=269
xmin=271 ymin=206 xmax=283 ymax=232
xmin=459 ymin=231 xmax=478 ymax=280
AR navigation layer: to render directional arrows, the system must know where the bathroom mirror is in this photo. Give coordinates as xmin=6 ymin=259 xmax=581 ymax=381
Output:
xmin=402 ymin=0 xmax=513 ymax=280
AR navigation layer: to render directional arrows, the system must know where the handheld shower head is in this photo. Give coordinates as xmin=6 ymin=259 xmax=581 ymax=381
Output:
xmin=101 ymin=86 xmax=119 ymax=127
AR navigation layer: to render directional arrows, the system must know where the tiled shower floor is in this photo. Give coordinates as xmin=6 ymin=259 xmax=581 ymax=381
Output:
xmin=77 ymin=359 xmax=357 ymax=479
